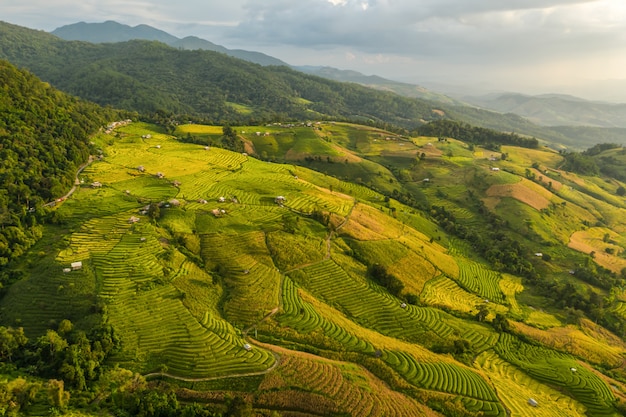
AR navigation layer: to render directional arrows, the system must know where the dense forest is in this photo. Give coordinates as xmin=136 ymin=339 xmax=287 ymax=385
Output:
xmin=416 ymin=119 xmax=540 ymax=149
xmin=0 ymin=22 xmax=438 ymax=129
xmin=0 ymin=59 xmax=121 ymax=269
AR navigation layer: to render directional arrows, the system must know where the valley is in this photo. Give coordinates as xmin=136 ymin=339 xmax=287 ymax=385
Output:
xmin=3 ymin=119 xmax=626 ymax=416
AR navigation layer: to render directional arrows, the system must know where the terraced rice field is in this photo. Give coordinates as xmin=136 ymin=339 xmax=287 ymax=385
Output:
xmin=200 ymin=232 xmax=280 ymax=327
xmin=421 ymin=275 xmax=506 ymax=317
xmin=290 ymin=259 xmax=454 ymax=342
xmin=476 ymin=351 xmax=587 ymax=417
xmin=456 ymin=258 xmax=506 ymax=303
xmin=278 ymin=277 xmax=373 ymax=352
xmin=383 ymin=350 xmax=505 ymax=416
xmin=256 ymin=352 xmax=433 ymax=417
xmin=13 ymin=122 xmax=626 ymax=416
xmin=495 ymin=333 xmax=615 ymax=415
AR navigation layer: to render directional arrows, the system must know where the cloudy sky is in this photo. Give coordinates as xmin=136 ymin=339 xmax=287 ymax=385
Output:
xmin=5 ymin=0 xmax=626 ymax=100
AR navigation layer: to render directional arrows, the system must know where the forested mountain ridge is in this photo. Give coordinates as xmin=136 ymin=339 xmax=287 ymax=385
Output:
xmin=0 ymin=59 xmax=121 ymax=269
xmin=51 ymin=20 xmax=289 ymax=67
xmin=0 ymin=21 xmax=438 ymax=129
xmin=4 ymin=20 xmax=626 ymax=149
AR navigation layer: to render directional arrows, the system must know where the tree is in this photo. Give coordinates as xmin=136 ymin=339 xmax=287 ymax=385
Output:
xmin=617 ymin=186 xmax=626 ymax=196
xmin=0 ymin=327 xmax=28 ymax=362
xmin=46 ymin=379 xmax=69 ymax=410
xmin=475 ymin=304 xmax=489 ymax=322
xmin=57 ymin=319 xmax=73 ymax=336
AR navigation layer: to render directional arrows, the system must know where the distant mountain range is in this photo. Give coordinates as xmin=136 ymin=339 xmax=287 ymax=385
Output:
xmin=464 ymin=92 xmax=626 ymax=128
xmin=51 ymin=21 xmax=290 ymax=67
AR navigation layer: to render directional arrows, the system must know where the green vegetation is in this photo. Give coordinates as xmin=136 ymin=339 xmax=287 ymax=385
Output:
xmin=4 ymin=38 xmax=626 ymax=416
xmin=0 ymin=60 xmax=121 ymax=269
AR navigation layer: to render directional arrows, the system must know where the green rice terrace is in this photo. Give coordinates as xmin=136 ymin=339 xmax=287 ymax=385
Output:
xmin=4 ymin=121 xmax=626 ymax=416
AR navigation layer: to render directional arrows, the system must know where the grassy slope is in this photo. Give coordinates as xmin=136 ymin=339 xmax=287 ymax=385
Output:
xmin=3 ymin=122 xmax=626 ymax=416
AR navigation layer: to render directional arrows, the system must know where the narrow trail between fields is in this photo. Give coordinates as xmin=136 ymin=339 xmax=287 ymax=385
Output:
xmin=43 ymin=155 xmax=94 ymax=207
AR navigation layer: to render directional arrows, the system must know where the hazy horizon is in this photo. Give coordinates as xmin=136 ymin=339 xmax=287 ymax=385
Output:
xmin=5 ymin=0 xmax=626 ymax=102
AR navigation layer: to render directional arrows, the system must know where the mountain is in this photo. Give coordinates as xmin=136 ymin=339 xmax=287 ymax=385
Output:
xmin=50 ymin=20 xmax=178 ymax=44
xmin=5 ymin=21 xmax=626 ymax=150
xmin=3 ymin=45 xmax=626 ymax=415
xmin=295 ymin=65 xmax=463 ymax=105
xmin=0 ymin=21 xmax=442 ymax=129
xmin=465 ymin=92 xmax=626 ymax=128
xmin=52 ymin=20 xmax=289 ymax=67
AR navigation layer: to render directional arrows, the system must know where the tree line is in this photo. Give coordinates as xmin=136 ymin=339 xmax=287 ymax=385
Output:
xmin=416 ymin=120 xmax=539 ymax=149
xmin=0 ymin=60 xmax=122 ymax=267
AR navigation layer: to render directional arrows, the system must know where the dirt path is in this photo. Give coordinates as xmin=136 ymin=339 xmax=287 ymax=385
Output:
xmin=43 ymin=155 xmax=94 ymax=207
xmin=143 ymin=350 xmax=282 ymax=383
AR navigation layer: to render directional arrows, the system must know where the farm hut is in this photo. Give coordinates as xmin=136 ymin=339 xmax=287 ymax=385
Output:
xmin=128 ymin=216 xmax=140 ymax=224
xmin=275 ymin=196 xmax=286 ymax=205
xmin=218 ymin=196 xmax=226 ymax=202
xmin=400 ymin=303 xmax=407 ymax=308
xmin=534 ymin=253 xmax=543 ymax=257
xmin=211 ymin=208 xmax=221 ymax=217
xmin=491 ymin=167 xmax=500 ymax=171
xmin=137 ymin=165 xmax=145 ymax=172
xmin=169 ymin=199 xmax=181 ymax=207
xmin=140 ymin=237 xmax=147 ymax=242
xmin=198 ymin=199 xmax=208 ymax=204
xmin=204 ymin=146 xmax=210 ymax=150
xmin=155 ymin=145 xmax=161 ymax=149
xmin=243 ymin=343 xmax=252 ymax=351
xmin=125 ymin=190 xmax=131 ymax=195
xmin=91 ymin=181 xmax=102 ymax=188
xmin=155 ymin=172 xmax=165 ymax=179
xmin=527 ymin=398 xmax=538 ymax=407
xmin=71 ymin=261 xmax=83 ymax=271
xmin=570 ymin=367 xmax=577 ymax=372
xmin=63 ymin=268 xmax=71 ymax=273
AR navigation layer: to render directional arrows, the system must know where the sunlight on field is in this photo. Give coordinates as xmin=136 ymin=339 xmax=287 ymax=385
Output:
xmin=569 ymin=228 xmax=626 ymax=273
xmin=510 ymin=321 xmax=624 ymax=367
xmin=476 ymin=351 xmax=587 ymax=417
xmin=176 ymin=124 xmax=224 ymax=134
xmin=486 ymin=178 xmax=554 ymax=211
